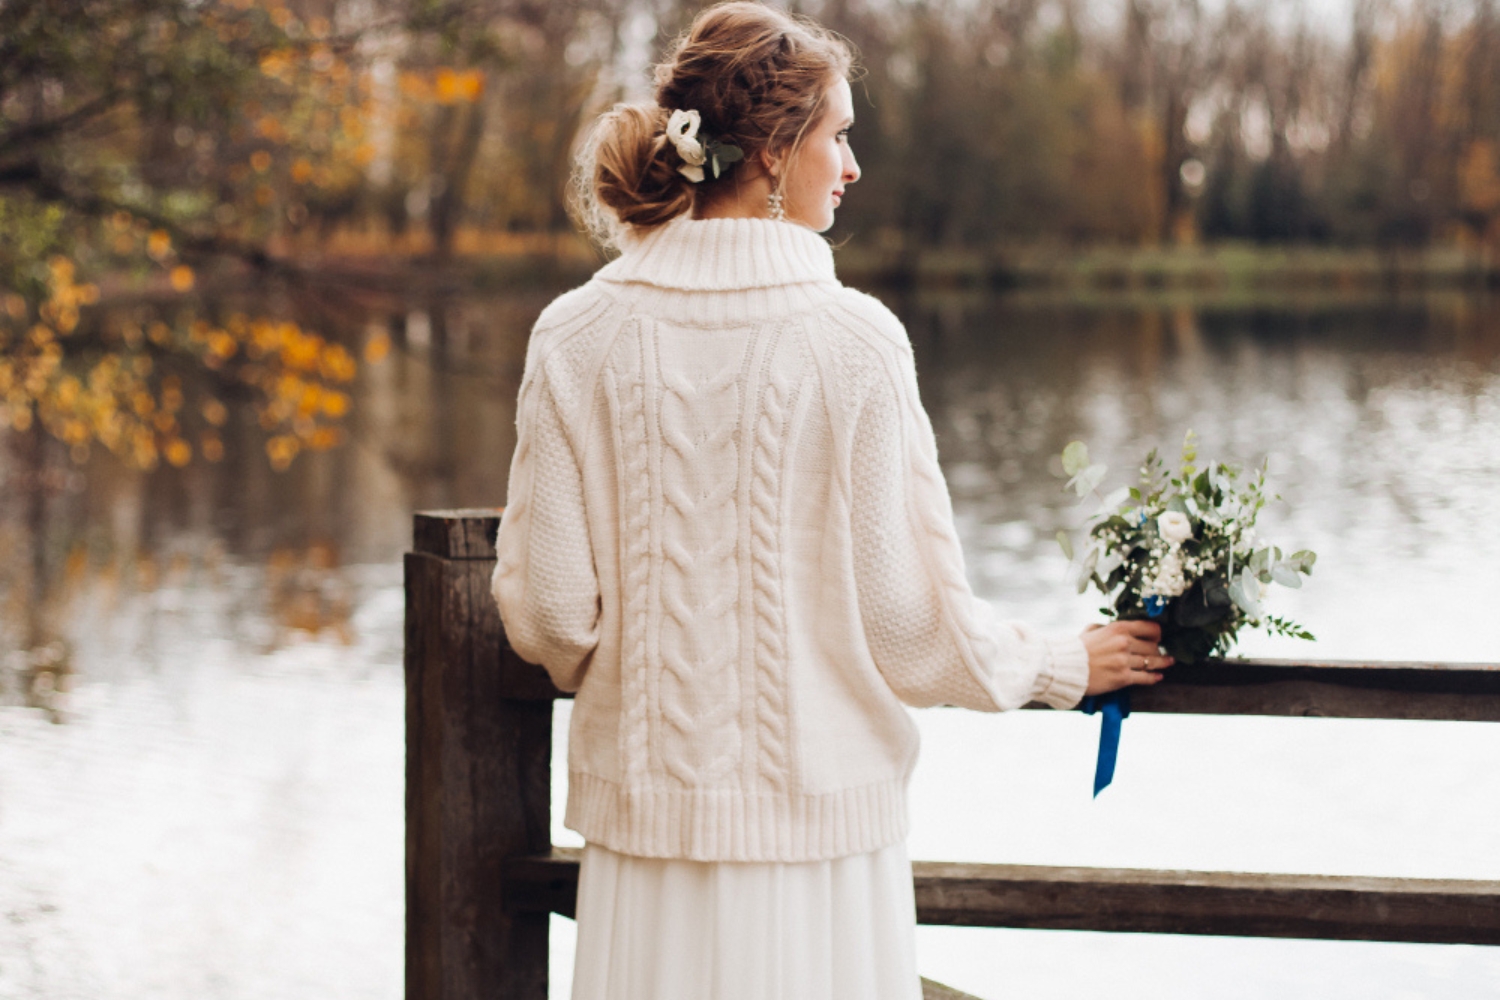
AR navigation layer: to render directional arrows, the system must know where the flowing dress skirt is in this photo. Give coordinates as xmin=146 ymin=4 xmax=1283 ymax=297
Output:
xmin=570 ymin=839 xmax=924 ymax=1000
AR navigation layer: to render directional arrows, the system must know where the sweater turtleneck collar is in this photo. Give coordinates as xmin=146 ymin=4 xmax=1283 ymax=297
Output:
xmin=595 ymin=215 xmax=838 ymax=292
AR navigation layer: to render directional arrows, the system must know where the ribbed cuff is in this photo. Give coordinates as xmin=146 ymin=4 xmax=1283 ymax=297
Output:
xmin=1034 ymin=634 xmax=1090 ymax=709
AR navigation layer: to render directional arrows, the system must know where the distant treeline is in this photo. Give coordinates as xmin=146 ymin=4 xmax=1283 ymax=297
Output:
xmin=805 ymin=0 xmax=1500 ymax=249
xmin=4 ymin=0 xmax=1499 ymax=272
xmin=411 ymin=0 xmax=1500 ymax=252
xmin=360 ymin=0 xmax=1500 ymax=253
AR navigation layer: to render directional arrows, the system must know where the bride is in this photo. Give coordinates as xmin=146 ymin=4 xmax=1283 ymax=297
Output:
xmin=493 ymin=4 xmax=1170 ymax=997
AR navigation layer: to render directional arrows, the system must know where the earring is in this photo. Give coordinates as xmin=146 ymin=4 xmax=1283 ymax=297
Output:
xmin=767 ymin=186 xmax=785 ymax=221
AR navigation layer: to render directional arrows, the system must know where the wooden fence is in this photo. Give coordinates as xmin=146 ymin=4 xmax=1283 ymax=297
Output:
xmin=404 ymin=508 xmax=1500 ymax=1000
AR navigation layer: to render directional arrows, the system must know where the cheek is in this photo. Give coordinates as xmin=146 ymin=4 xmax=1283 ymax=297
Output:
xmin=805 ymin=144 xmax=842 ymax=188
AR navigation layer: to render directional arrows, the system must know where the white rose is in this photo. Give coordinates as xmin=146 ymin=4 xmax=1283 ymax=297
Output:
xmin=1157 ymin=511 xmax=1193 ymax=546
xmin=665 ymin=109 xmax=707 ymax=167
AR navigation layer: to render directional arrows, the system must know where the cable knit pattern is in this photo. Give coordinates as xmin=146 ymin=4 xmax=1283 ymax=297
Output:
xmin=606 ymin=326 xmax=654 ymax=784
xmin=493 ymin=216 xmax=1089 ymax=862
xmin=749 ymin=328 xmax=800 ymax=793
xmin=656 ymin=355 xmax=744 ymax=786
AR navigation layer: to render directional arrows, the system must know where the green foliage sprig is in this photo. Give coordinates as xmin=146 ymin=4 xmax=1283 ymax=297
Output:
xmin=1057 ymin=431 xmax=1316 ymax=663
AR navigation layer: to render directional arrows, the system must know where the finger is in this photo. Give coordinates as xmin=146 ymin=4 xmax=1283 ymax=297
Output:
xmin=1117 ymin=619 xmax=1163 ymax=641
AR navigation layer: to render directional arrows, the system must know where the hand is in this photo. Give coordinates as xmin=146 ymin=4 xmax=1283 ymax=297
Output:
xmin=1080 ymin=620 xmax=1173 ymax=696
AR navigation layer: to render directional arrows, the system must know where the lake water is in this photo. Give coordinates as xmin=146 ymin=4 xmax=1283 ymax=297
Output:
xmin=2 ymin=280 xmax=1498 ymax=999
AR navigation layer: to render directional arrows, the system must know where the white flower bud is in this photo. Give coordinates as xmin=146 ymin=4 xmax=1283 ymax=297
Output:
xmin=1157 ymin=511 xmax=1193 ymax=546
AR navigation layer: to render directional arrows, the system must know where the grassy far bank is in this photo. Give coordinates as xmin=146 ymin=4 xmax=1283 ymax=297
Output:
xmin=289 ymin=228 xmax=1500 ymax=296
xmin=832 ymin=242 xmax=1500 ymax=293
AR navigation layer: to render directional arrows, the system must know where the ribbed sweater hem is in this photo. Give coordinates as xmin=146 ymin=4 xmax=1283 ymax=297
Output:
xmin=564 ymin=770 xmax=911 ymax=862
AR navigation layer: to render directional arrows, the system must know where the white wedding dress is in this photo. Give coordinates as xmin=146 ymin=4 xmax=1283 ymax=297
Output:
xmin=570 ymin=839 xmax=924 ymax=1000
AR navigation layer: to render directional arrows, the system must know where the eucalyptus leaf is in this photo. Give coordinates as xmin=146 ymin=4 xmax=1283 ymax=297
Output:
xmin=1271 ymin=563 xmax=1303 ymax=588
xmin=1077 ymin=547 xmax=1099 ymax=594
xmin=1290 ymin=549 xmax=1318 ymax=571
xmin=1071 ymin=463 xmax=1108 ymax=497
xmin=1061 ymin=441 xmax=1090 ymax=477
xmin=706 ymin=139 xmax=743 ymax=179
xmin=1098 ymin=486 xmax=1131 ymax=512
xmin=1229 ymin=569 xmax=1262 ymax=616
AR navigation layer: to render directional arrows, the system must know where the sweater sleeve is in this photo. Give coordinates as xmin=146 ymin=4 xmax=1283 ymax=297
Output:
xmin=848 ymin=326 xmax=1088 ymax=712
xmin=492 ymin=358 xmax=600 ymax=693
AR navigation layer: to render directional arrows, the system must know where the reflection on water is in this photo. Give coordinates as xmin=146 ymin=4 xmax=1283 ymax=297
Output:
xmin=899 ymin=290 xmax=1500 ymax=662
xmin=1 ymin=284 xmax=1498 ymax=998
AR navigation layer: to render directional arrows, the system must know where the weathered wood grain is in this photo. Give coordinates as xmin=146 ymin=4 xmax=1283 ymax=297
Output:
xmin=920 ymin=978 xmax=987 ymax=1000
xmin=910 ymin=861 xmax=1500 ymax=944
xmin=413 ymin=508 xmax=503 ymax=560
xmin=405 ymin=549 xmax=553 ymax=1000
xmin=500 ymin=849 xmax=1500 ymax=945
xmin=1023 ymin=658 xmax=1500 ymax=721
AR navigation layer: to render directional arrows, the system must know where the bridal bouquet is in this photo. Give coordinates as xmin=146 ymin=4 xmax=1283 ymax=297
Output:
xmin=1058 ymin=431 xmax=1316 ymax=664
xmin=1058 ymin=432 xmax=1315 ymax=795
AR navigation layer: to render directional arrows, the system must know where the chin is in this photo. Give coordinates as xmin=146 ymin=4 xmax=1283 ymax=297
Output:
xmin=799 ymin=211 xmax=835 ymax=233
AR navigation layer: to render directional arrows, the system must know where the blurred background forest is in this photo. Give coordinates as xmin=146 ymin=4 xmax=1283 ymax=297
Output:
xmin=5 ymin=0 xmax=1500 ymax=477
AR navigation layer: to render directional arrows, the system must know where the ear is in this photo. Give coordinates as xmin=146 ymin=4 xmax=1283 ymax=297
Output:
xmin=758 ymin=148 xmax=780 ymax=179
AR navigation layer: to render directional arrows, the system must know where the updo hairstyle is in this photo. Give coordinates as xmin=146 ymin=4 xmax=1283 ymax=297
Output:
xmin=572 ymin=2 xmax=854 ymax=249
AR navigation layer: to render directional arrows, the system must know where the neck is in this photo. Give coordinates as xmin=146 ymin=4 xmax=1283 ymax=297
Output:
xmin=693 ymin=173 xmax=775 ymax=222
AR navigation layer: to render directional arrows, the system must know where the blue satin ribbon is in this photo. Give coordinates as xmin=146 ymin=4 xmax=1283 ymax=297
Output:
xmin=1080 ymin=689 xmax=1131 ymax=796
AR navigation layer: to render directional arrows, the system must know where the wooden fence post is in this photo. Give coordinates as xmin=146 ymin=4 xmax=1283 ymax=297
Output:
xmin=405 ymin=509 xmax=553 ymax=1000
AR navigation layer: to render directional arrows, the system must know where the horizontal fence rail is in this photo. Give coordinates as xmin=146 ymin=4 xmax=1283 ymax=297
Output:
xmin=405 ymin=508 xmax=1500 ymax=1000
xmin=502 ymin=848 xmax=1500 ymax=946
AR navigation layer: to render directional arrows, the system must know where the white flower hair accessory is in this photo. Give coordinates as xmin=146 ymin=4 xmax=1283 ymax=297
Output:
xmin=666 ymin=109 xmax=707 ymax=182
xmin=665 ymin=107 xmax=744 ymax=184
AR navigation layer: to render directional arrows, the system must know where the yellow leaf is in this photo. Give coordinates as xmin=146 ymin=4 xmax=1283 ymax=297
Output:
xmin=209 ymin=331 xmax=237 ymax=359
xmin=56 ymin=377 xmax=81 ymax=408
xmin=309 ymin=426 xmax=342 ymax=450
xmin=170 ymin=266 xmax=195 ymax=292
xmin=363 ymin=330 xmax=391 ymax=363
xmin=320 ymin=390 xmax=349 ymax=417
xmin=266 ymin=434 xmax=300 ymax=470
xmin=165 ymin=439 xmax=192 ymax=467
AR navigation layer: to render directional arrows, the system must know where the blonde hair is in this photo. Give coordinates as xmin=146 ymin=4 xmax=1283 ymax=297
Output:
xmin=572 ymin=2 xmax=854 ymax=250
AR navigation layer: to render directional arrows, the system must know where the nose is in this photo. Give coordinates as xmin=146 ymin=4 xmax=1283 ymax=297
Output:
xmin=842 ymin=144 xmax=860 ymax=184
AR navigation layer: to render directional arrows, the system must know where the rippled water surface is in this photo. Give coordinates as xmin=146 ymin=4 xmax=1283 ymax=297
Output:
xmin=2 ymin=284 xmax=1497 ymax=999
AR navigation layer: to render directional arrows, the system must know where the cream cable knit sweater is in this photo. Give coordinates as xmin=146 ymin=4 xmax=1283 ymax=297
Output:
xmin=493 ymin=216 xmax=1089 ymax=863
